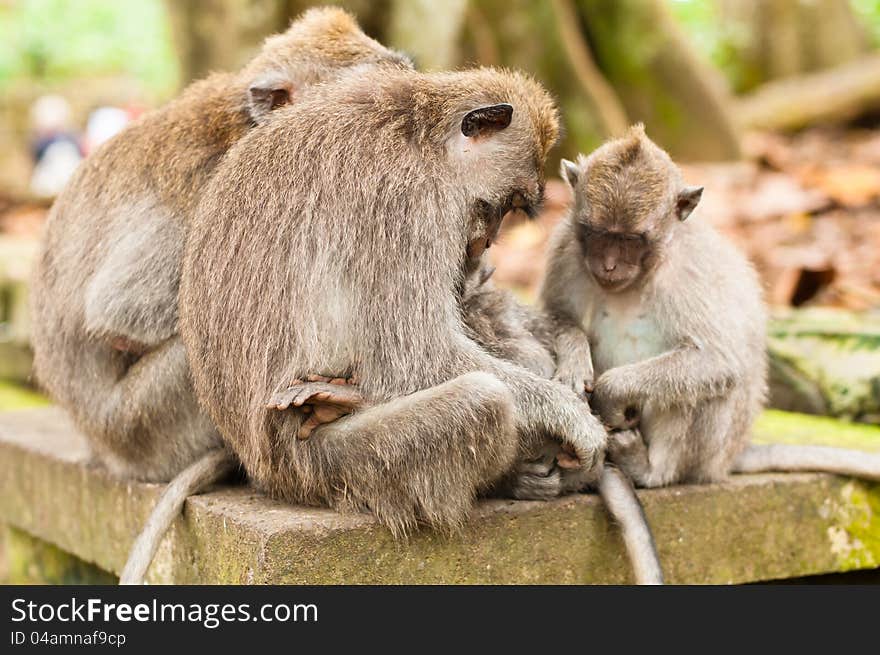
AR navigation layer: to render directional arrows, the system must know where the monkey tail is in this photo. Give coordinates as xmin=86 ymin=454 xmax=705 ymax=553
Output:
xmin=597 ymin=465 xmax=664 ymax=585
xmin=119 ymin=448 xmax=237 ymax=585
xmin=732 ymin=443 xmax=880 ymax=482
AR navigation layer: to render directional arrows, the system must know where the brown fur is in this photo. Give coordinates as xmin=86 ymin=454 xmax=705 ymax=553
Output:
xmin=29 ymin=8 xmax=410 ymax=482
xmin=179 ymin=66 xmax=605 ymax=535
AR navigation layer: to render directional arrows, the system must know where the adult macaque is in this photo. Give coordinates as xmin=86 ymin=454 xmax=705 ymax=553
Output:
xmin=29 ymin=7 xmax=412 ymax=584
xmin=179 ymin=66 xmax=607 ymax=537
xmin=541 ymin=125 xmax=880 ymax=488
xmin=280 ymin=262 xmax=663 ymax=584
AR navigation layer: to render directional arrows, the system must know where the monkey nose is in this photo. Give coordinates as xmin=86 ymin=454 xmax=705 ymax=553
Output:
xmin=604 ymin=261 xmax=616 ymax=272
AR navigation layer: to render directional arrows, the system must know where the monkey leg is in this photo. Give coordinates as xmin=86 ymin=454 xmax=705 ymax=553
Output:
xmin=279 ymin=371 xmax=519 ymax=535
xmin=607 ymin=407 xmax=694 ymax=487
xmin=87 ymin=336 xmax=221 ymax=481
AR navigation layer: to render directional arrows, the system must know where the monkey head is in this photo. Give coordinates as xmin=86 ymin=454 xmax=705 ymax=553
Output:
xmin=241 ymin=7 xmax=412 ymax=123
xmin=444 ymin=71 xmax=559 ymax=271
xmin=560 ymin=124 xmax=702 ymax=294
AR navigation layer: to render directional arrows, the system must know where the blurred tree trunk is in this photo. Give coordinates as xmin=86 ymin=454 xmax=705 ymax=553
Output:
xmin=460 ymin=0 xmax=613 ymax=163
xmin=718 ymin=0 xmax=869 ymax=93
xmin=164 ymin=0 xmax=292 ymax=83
xmin=388 ymin=0 xmax=468 ymax=70
xmin=164 ymin=0 xmax=389 ymax=84
xmin=736 ymin=53 xmax=880 ymax=131
xmin=577 ymin=0 xmax=741 ymax=161
xmin=165 ymin=0 xmax=742 ymax=161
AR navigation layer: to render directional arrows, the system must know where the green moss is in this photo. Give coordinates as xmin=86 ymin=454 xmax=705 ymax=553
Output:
xmin=4 ymin=526 xmax=116 ymax=584
xmin=753 ymin=409 xmax=880 ymax=452
xmin=827 ymin=482 xmax=880 ymax=571
xmin=0 ymin=380 xmax=49 ymax=412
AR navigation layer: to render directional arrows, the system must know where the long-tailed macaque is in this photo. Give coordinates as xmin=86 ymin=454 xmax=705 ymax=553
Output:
xmin=274 ymin=260 xmax=663 ymax=584
xmin=541 ymin=125 xmax=880 ymax=488
xmin=178 ymin=66 xmax=607 ymax=539
xmin=28 ymin=8 xmax=412 ymax=585
xmin=31 ymin=7 xmax=410 ymax=483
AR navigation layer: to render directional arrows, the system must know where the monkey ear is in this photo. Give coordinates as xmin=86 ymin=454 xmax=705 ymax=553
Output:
xmin=461 ymin=103 xmax=513 ymax=138
xmin=560 ymin=159 xmax=579 ymax=188
xmin=676 ymin=185 xmax=703 ymax=221
xmin=247 ymin=80 xmax=294 ymax=123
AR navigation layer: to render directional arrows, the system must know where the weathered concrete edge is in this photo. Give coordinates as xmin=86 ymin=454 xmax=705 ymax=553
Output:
xmin=1 ymin=408 xmax=879 ymax=584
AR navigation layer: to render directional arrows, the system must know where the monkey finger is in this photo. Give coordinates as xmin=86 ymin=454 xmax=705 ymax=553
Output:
xmin=291 ymin=384 xmax=331 ymax=407
xmin=297 ymin=415 xmax=323 ymax=440
xmin=311 ymin=404 xmax=350 ymax=424
xmin=305 ymin=374 xmax=333 ymax=383
xmin=265 ymin=390 xmax=295 ymax=410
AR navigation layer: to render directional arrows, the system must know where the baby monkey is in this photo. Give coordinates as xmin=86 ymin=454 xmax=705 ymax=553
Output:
xmin=542 ymin=124 xmax=880 ymax=487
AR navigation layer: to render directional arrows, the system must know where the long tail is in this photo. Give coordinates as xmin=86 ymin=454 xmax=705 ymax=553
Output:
xmin=119 ymin=448 xmax=237 ymax=585
xmin=733 ymin=443 xmax=880 ymax=482
xmin=597 ymin=465 xmax=664 ymax=585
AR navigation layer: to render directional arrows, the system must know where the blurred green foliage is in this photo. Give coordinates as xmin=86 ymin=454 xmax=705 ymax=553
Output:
xmin=0 ymin=0 xmax=178 ymax=97
xmin=852 ymin=0 xmax=880 ymax=46
xmin=672 ymin=0 xmax=880 ymax=93
xmin=0 ymin=380 xmax=49 ymax=411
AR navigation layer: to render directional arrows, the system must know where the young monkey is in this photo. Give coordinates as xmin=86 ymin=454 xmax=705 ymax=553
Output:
xmin=542 ymin=124 xmax=880 ymax=488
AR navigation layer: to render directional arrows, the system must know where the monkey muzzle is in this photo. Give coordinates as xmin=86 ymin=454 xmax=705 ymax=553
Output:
xmin=465 ymin=191 xmax=536 ymax=259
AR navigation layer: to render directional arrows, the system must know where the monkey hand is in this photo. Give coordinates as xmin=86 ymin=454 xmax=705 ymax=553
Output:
xmin=591 ymin=369 xmax=641 ymax=430
xmin=553 ymin=359 xmax=595 ymax=398
xmin=556 ymin=405 xmax=607 ymax=476
xmin=266 ymin=375 xmax=366 ymax=440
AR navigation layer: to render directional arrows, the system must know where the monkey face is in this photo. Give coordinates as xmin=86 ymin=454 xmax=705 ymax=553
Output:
xmin=577 ymin=225 xmax=654 ymax=293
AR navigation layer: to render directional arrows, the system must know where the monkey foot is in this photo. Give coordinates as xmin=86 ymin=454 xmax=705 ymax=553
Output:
xmin=266 ymin=376 xmax=366 ymax=440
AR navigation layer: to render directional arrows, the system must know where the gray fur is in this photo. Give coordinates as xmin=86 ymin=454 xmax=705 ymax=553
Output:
xmin=461 ymin=265 xmax=663 ymax=583
xmin=179 ymin=66 xmax=606 ymax=536
xmin=541 ymin=126 xmax=768 ymax=487
xmin=733 ymin=444 xmax=880 ymax=481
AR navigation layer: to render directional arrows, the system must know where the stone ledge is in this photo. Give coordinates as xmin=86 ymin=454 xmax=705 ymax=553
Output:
xmin=1 ymin=407 xmax=879 ymax=584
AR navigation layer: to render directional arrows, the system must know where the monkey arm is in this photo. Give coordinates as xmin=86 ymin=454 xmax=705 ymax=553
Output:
xmin=592 ymin=343 xmax=737 ymax=425
xmin=538 ymin=242 xmax=595 ymax=396
xmin=83 ymin=214 xmax=182 ymax=347
xmin=551 ymin=320 xmax=594 ymax=396
xmin=476 ymin=353 xmax=607 ymax=470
